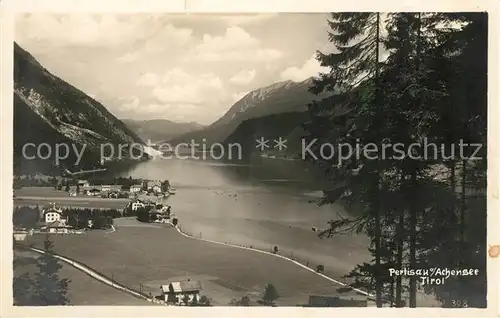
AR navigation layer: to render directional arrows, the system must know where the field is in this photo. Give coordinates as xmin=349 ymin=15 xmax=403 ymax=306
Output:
xmin=14 ymin=187 xmax=130 ymax=209
xmin=27 ymin=218 xmax=363 ymax=306
xmin=13 ymin=250 xmax=151 ymax=306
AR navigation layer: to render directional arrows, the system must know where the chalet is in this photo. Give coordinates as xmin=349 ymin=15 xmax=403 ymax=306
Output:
xmin=77 ymin=180 xmax=90 ymax=189
xmin=131 ymin=201 xmax=145 ymax=211
xmin=150 ymin=206 xmax=171 ymax=223
xmin=151 ymin=185 xmax=162 ymax=194
xmin=130 ymin=184 xmax=142 ymax=193
xmin=43 ymin=205 xmax=63 ymax=223
xmin=45 ymin=220 xmax=72 ymax=234
xmin=160 ymin=280 xmax=202 ymax=305
xmin=159 ymin=205 xmax=172 ymax=216
xmin=110 ymin=185 xmax=122 ymax=192
xmin=87 ymin=188 xmax=101 ymax=196
xmin=147 ymin=180 xmax=162 ymax=193
xmin=13 ymin=231 xmax=28 ymax=242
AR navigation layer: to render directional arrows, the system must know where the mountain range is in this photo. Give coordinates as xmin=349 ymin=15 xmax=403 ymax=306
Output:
xmin=121 ymin=119 xmax=204 ymax=143
xmin=165 ymin=77 xmax=330 ymax=149
xmin=13 ymin=43 xmax=155 ymax=175
xmin=13 ymin=42 xmax=331 ymax=175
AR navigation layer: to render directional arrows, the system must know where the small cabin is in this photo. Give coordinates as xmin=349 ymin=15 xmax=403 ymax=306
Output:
xmin=160 ymin=280 xmax=202 ymax=305
xmin=130 ymin=184 xmax=142 ymax=193
xmin=77 ymin=180 xmax=90 ymax=189
xmin=13 ymin=231 xmax=28 ymax=242
xmin=45 ymin=220 xmax=72 ymax=234
xmin=131 ymin=201 xmax=145 ymax=211
xmin=147 ymin=181 xmax=162 ymax=192
xmin=87 ymin=188 xmax=101 ymax=196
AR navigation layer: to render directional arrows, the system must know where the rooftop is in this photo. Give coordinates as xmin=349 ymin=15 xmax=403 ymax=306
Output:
xmin=46 ymin=220 xmax=71 ymax=228
xmin=43 ymin=207 xmax=62 ymax=214
xmin=147 ymin=180 xmax=161 ymax=187
xmin=161 ymin=280 xmax=202 ymax=293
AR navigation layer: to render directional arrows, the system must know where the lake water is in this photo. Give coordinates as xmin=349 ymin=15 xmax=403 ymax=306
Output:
xmin=117 ymin=156 xmax=371 ymax=278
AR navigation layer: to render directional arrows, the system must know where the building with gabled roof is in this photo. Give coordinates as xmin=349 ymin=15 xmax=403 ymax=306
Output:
xmin=43 ymin=204 xmax=63 ymax=223
xmin=160 ymin=280 xmax=202 ymax=305
xmin=44 ymin=220 xmax=72 ymax=234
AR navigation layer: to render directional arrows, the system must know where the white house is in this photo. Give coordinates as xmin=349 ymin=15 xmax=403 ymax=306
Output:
xmin=160 ymin=280 xmax=202 ymax=305
xmin=147 ymin=180 xmax=162 ymax=192
xmin=43 ymin=206 xmax=63 ymax=223
xmin=131 ymin=201 xmax=145 ymax=211
xmin=46 ymin=220 xmax=71 ymax=234
xmin=13 ymin=231 xmax=28 ymax=242
xmin=87 ymin=188 xmax=101 ymax=196
xmin=77 ymin=180 xmax=90 ymax=189
xmin=130 ymin=184 xmax=142 ymax=193
xmin=151 ymin=185 xmax=162 ymax=194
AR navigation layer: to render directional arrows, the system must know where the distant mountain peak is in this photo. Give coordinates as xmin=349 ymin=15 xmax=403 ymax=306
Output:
xmin=121 ymin=118 xmax=205 ymax=142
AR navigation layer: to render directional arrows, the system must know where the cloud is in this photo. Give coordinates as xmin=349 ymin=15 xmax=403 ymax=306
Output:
xmin=280 ymin=54 xmax=328 ymax=82
xmin=16 ymin=13 xmax=332 ymax=124
xmin=16 ymin=13 xmax=194 ymax=53
xmin=120 ymin=96 xmax=140 ymax=112
xmin=117 ymin=52 xmax=137 ymax=62
xmin=215 ymin=14 xmax=279 ymax=26
xmin=190 ymin=26 xmax=283 ymax=62
xmin=229 ymin=69 xmax=256 ymax=85
xmin=117 ymin=24 xmax=194 ymax=62
xmin=16 ymin=13 xmax=139 ymax=47
xmin=136 ymin=68 xmax=226 ymax=105
xmin=137 ymin=72 xmax=160 ymax=87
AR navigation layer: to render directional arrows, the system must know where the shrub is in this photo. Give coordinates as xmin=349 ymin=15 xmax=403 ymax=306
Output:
xmin=262 ymin=284 xmax=279 ymax=306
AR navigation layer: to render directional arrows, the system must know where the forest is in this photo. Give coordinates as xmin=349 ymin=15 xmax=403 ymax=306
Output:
xmin=304 ymin=13 xmax=487 ymax=308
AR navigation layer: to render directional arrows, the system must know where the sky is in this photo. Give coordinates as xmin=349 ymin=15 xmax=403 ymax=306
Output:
xmin=15 ymin=13 xmax=332 ymax=125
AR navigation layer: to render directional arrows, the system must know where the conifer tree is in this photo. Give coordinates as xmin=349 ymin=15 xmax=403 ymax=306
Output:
xmin=305 ymin=12 xmax=386 ymax=307
xmin=32 ymin=235 xmax=70 ymax=305
xmin=307 ymin=12 xmax=487 ymax=308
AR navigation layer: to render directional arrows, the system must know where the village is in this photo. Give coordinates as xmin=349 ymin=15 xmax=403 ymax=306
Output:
xmin=13 ymin=175 xmax=376 ymax=307
xmin=13 ymin=175 xmax=372 ymax=307
xmin=67 ymin=178 xmax=176 ymax=198
xmin=12 ymin=177 xmax=221 ymax=307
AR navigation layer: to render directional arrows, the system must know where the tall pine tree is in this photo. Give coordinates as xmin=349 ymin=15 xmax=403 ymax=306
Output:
xmin=305 ymin=12 xmax=386 ymax=306
xmin=32 ymin=235 xmax=70 ymax=305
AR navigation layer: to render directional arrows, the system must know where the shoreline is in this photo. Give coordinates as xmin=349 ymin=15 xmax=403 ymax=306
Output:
xmin=168 ymin=220 xmax=373 ymax=299
xmin=169 ymin=219 xmax=439 ymax=307
xmin=23 ymin=218 xmax=371 ymax=306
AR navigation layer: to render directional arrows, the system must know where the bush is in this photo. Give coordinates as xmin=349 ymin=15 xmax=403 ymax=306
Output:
xmin=261 ymin=284 xmax=279 ymax=306
xmin=230 ymin=295 xmax=251 ymax=306
xmin=13 ymin=235 xmax=70 ymax=305
xmin=198 ymin=295 xmax=211 ymax=306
